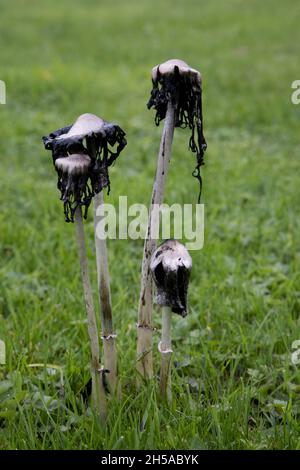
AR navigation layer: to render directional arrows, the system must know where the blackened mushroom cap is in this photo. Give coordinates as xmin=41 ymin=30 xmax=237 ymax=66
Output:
xmin=42 ymin=113 xmax=127 ymax=222
xmin=42 ymin=113 xmax=126 ymax=164
xmin=147 ymin=59 xmax=207 ymax=203
xmin=54 ymin=153 xmax=93 ymax=223
xmin=150 ymin=239 xmax=192 ymax=317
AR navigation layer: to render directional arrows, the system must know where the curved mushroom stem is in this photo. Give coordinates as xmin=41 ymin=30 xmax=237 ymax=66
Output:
xmin=159 ymin=306 xmax=173 ymax=403
xmin=74 ymin=205 xmax=107 ymax=421
xmin=93 ymin=191 xmax=118 ymax=396
xmin=137 ymin=100 xmax=176 ymax=381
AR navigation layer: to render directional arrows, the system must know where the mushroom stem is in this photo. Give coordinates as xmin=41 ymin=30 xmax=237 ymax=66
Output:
xmin=74 ymin=205 xmax=107 ymax=421
xmin=93 ymin=191 xmax=118 ymax=395
xmin=137 ymin=100 xmax=176 ymax=380
xmin=159 ymin=306 xmax=173 ymax=403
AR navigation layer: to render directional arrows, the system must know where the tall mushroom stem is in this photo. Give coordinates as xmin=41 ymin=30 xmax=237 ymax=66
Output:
xmin=74 ymin=205 xmax=107 ymax=421
xmin=87 ymin=137 xmax=118 ymax=395
xmin=137 ymin=100 xmax=176 ymax=380
xmin=159 ymin=306 xmax=173 ymax=403
xmin=93 ymin=191 xmax=118 ymax=395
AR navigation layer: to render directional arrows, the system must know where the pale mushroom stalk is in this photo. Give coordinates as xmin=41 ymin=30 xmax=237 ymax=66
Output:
xmin=74 ymin=204 xmax=107 ymax=420
xmin=150 ymin=239 xmax=192 ymax=403
xmin=88 ymin=138 xmax=118 ymax=395
xmin=137 ymin=100 xmax=176 ymax=381
xmin=93 ymin=192 xmax=117 ymax=393
xmin=159 ymin=306 xmax=173 ymax=403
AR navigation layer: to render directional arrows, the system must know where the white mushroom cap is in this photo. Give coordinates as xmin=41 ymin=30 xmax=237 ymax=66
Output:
xmin=151 ymin=239 xmax=192 ymax=273
xmin=55 ymin=153 xmax=91 ymax=175
xmin=56 ymin=113 xmax=106 ymax=140
xmin=151 ymin=59 xmax=202 ymax=86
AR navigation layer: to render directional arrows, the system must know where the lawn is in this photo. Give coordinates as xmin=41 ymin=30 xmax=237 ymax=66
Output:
xmin=0 ymin=0 xmax=300 ymax=450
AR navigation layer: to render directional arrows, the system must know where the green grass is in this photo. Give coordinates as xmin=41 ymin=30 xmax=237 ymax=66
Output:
xmin=1 ymin=0 xmax=300 ymax=450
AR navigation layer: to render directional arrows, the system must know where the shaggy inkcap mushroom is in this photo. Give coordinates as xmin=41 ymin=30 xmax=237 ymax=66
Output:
xmin=43 ymin=113 xmax=127 ymax=222
xmin=147 ymin=59 xmax=207 ymax=201
xmin=150 ymin=239 xmax=192 ymax=317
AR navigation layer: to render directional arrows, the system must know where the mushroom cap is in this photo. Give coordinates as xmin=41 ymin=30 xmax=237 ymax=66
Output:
xmin=151 ymin=59 xmax=202 ymax=86
xmin=151 ymin=239 xmax=192 ymax=272
xmin=55 ymin=153 xmax=91 ymax=175
xmin=150 ymin=239 xmax=192 ymax=316
xmin=56 ymin=113 xmax=106 ymax=141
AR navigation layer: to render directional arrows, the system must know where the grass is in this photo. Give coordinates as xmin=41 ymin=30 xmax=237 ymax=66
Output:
xmin=0 ymin=0 xmax=300 ymax=450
